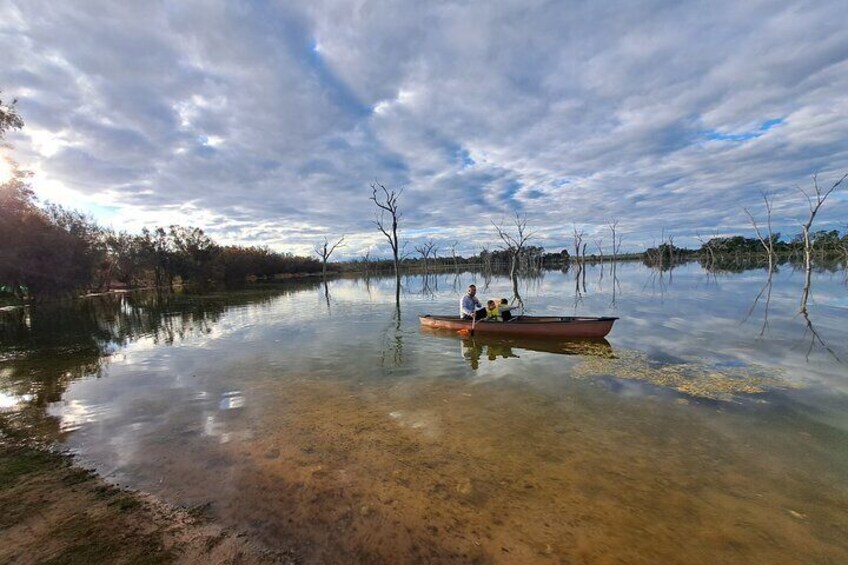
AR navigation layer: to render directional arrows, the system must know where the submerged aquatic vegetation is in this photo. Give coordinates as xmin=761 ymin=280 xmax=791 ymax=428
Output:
xmin=572 ymin=350 xmax=793 ymax=400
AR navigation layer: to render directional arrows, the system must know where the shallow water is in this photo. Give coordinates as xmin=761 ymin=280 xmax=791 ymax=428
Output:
xmin=2 ymin=263 xmax=847 ymax=563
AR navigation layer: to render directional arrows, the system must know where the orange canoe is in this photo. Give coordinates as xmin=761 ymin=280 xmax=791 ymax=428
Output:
xmin=418 ymin=315 xmax=618 ymax=338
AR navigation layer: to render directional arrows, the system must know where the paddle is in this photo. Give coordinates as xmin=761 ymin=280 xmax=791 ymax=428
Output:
xmin=458 ymin=307 xmax=480 ymax=337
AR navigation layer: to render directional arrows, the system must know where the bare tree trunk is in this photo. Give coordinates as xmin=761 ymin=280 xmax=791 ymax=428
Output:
xmin=744 ymin=191 xmax=776 ymax=276
xmin=492 ymin=214 xmax=533 ymax=304
xmin=371 ymin=182 xmax=403 ymax=305
xmin=798 ymin=173 xmax=847 ymax=311
xmin=315 ymin=236 xmax=346 ymax=281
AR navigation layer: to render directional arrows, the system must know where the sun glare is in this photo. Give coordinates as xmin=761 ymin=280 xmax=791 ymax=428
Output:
xmin=0 ymin=155 xmax=14 ymax=184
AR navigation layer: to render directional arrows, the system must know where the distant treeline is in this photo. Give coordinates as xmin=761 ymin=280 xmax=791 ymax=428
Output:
xmin=349 ymin=231 xmax=848 ymax=275
xmin=644 ymin=232 xmax=848 ymax=270
xmin=0 ymin=169 xmax=320 ymax=302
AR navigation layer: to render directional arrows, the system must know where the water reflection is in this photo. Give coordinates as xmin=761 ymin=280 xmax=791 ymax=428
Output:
xmin=1 ymin=266 xmax=848 ymax=562
xmin=421 ymin=327 xmax=614 ymax=370
xmin=0 ymin=282 xmax=321 ymax=441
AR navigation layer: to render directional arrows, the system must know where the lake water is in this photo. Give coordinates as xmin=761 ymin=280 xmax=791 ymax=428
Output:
xmin=1 ymin=262 xmax=847 ymax=563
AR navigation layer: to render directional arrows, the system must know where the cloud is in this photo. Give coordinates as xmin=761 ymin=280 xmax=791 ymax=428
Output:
xmin=1 ymin=0 xmax=847 ymax=257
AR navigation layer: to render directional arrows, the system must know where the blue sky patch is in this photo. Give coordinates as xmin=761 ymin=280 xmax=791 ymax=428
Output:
xmin=704 ymin=118 xmax=785 ymax=142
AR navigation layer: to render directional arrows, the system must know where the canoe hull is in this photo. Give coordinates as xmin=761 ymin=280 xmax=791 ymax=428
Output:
xmin=419 ymin=315 xmax=618 ymax=339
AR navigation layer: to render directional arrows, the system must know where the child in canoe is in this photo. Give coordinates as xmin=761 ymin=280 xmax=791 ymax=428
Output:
xmin=486 ymin=298 xmax=517 ymax=321
xmin=498 ymin=298 xmax=516 ymax=321
xmin=486 ymin=300 xmax=500 ymax=320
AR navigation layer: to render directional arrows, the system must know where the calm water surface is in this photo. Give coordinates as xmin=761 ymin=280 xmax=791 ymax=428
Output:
xmin=2 ymin=263 xmax=847 ymax=563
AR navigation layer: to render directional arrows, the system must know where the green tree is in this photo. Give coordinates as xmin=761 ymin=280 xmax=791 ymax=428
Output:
xmin=0 ymin=92 xmax=24 ymax=138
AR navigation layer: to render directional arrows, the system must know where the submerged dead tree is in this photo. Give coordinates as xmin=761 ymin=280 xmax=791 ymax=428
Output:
xmin=744 ymin=191 xmax=777 ymax=274
xmin=492 ymin=213 xmax=534 ymax=282
xmin=314 ymin=236 xmax=346 ymax=279
xmin=414 ymin=240 xmax=438 ymax=274
xmin=798 ymin=172 xmax=847 ymax=312
xmin=608 ymin=220 xmax=623 ymax=307
xmin=449 ymin=241 xmax=459 ymax=271
xmin=572 ymin=224 xmax=586 ymax=274
xmin=370 ymin=182 xmax=403 ymax=304
xmin=493 ymin=213 xmax=534 ymax=305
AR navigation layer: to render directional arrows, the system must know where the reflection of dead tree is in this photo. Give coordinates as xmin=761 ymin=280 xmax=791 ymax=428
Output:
xmin=414 ymin=240 xmax=438 ymax=274
xmin=799 ymin=309 xmax=842 ymax=363
xmin=380 ymin=306 xmax=404 ymax=368
xmin=371 ymin=182 xmax=403 ymax=305
xmin=421 ymin=273 xmax=434 ymax=297
xmin=798 ymin=173 xmax=847 ymax=312
xmin=451 ymin=271 xmax=461 ymax=293
xmin=362 ymin=248 xmax=372 ymax=277
xmin=314 ymin=235 xmax=346 ymax=280
xmin=323 ymin=284 xmax=332 ymax=313
xmin=742 ymin=192 xmax=778 ymax=335
xmin=594 ymin=238 xmax=604 ymax=277
xmin=743 ymin=270 xmax=773 ymax=336
xmin=610 ymin=267 xmax=621 ymax=308
xmin=643 ymin=262 xmax=669 ymax=302
xmin=572 ymin=264 xmax=583 ymax=312
xmin=581 ymin=245 xmax=588 ymax=293
xmin=364 ymin=275 xmax=373 ymax=299
xmin=482 ymin=271 xmax=492 ymax=292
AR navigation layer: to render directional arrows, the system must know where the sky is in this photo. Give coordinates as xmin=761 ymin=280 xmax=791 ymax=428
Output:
xmin=1 ymin=0 xmax=847 ymax=259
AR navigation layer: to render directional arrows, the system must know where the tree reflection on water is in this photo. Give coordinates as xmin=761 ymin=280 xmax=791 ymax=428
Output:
xmin=0 ymin=283 xmax=319 ymax=442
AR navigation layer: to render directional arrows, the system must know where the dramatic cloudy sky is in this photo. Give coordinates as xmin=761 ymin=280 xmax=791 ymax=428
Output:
xmin=2 ymin=0 xmax=847 ymax=257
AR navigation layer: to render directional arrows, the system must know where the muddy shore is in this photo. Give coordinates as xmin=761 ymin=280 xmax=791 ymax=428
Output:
xmin=0 ymin=442 xmax=295 ymax=564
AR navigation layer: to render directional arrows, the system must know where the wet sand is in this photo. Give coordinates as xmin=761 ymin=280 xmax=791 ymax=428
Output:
xmin=0 ymin=443 xmax=293 ymax=564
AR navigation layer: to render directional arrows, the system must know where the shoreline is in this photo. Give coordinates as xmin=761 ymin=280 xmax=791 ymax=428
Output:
xmin=0 ymin=441 xmax=295 ymax=564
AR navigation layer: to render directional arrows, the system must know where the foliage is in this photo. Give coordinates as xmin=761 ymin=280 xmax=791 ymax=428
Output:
xmin=698 ymin=231 xmax=847 ymax=258
xmin=0 ymin=92 xmax=24 ymax=138
xmin=0 ymin=163 xmax=99 ymax=299
xmin=0 ymin=162 xmax=320 ymax=300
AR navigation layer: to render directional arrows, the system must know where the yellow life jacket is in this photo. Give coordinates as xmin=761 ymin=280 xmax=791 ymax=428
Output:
xmin=486 ymin=306 xmax=500 ymax=319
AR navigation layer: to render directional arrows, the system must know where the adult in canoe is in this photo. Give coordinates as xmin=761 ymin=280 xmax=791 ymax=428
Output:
xmin=460 ymin=284 xmax=487 ymax=320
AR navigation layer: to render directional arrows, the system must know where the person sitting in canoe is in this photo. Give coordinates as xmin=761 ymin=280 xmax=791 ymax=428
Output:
xmin=460 ymin=284 xmax=486 ymax=320
xmin=484 ymin=298 xmax=516 ymax=321
xmin=498 ymin=298 xmax=516 ymax=321
xmin=486 ymin=300 xmax=500 ymax=320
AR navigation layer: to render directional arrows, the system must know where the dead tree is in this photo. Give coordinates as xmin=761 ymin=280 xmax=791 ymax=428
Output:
xmin=798 ymin=172 xmax=847 ymax=312
xmin=362 ymin=248 xmax=372 ymax=276
xmin=743 ymin=191 xmax=776 ymax=274
xmin=370 ymin=182 xmax=403 ymax=303
xmin=594 ymin=238 xmax=604 ymax=264
xmin=607 ymin=220 xmax=623 ymax=306
xmin=414 ymin=240 xmax=438 ymax=274
xmin=314 ymin=236 xmax=346 ymax=279
xmin=572 ymin=224 xmax=585 ymax=266
xmin=607 ymin=220 xmax=622 ymax=264
xmin=492 ymin=213 xmax=534 ymax=283
xmin=695 ymin=231 xmax=716 ymax=270
xmin=448 ymin=241 xmax=459 ymax=271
